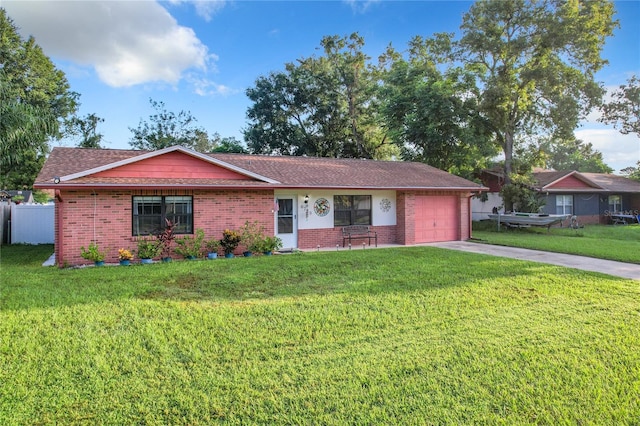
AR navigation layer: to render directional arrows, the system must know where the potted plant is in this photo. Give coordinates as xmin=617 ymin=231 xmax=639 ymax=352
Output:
xmin=156 ymin=218 xmax=177 ymax=262
xmin=137 ymin=239 xmax=161 ymax=264
xmin=220 ymin=229 xmax=241 ymax=258
xmin=80 ymin=242 xmax=106 ymax=266
xmin=12 ymin=194 xmax=24 ymax=205
xmin=204 ymin=238 xmax=221 ymax=259
xmin=175 ymin=229 xmax=205 ymax=260
xmin=118 ymin=248 xmax=134 ymax=266
xmin=240 ymin=220 xmax=265 ymax=256
xmin=260 ymin=236 xmax=283 ymax=256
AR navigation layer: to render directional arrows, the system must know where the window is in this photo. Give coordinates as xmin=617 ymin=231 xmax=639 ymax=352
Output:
xmin=608 ymin=195 xmax=621 ymax=213
xmin=556 ymin=195 xmax=573 ymax=215
xmin=133 ymin=196 xmax=193 ymax=235
xmin=334 ymin=195 xmax=371 ymax=226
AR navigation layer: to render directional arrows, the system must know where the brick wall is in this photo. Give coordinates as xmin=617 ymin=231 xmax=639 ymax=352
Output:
xmin=56 ymin=189 xmax=274 ymax=267
xmin=55 ymin=187 xmax=475 ymax=266
xmin=298 ymin=225 xmax=396 ymax=250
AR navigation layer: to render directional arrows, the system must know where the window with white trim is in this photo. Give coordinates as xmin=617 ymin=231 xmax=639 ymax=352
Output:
xmin=608 ymin=195 xmax=621 ymax=213
xmin=556 ymin=195 xmax=573 ymax=215
xmin=132 ymin=196 xmax=193 ymax=235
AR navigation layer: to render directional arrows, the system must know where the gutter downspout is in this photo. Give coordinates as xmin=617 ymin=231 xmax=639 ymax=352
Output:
xmin=55 ymin=190 xmax=63 ymax=268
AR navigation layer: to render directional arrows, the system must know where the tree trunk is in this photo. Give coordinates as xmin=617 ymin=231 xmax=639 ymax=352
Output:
xmin=503 ymin=131 xmax=514 ymax=212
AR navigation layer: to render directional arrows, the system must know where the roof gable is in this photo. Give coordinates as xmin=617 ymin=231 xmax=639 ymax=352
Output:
xmin=91 ymin=151 xmax=252 ymax=180
xmin=56 ymin=146 xmax=278 ymax=184
xmin=534 ymin=171 xmax=604 ymax=191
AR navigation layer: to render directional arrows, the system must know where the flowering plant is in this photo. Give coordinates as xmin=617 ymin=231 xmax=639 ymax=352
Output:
xmin=118 ymin=248 xmax=134 ymax=261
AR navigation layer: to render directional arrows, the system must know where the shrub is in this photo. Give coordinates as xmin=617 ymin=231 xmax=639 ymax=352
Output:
xmin=80 ymin=242 xmax=106 ymax=262
xmin=240 ymin=220 xmax=266 ymax=252
xmin=204 ymin=238 xmax=221 ymax=254
xmin=220 ymin=229 xmax=242 ymax=255
xmin=137 ymin=239 xmax=161 ymax=260
xmin=175 ymin=229 xmax=205 ymax=259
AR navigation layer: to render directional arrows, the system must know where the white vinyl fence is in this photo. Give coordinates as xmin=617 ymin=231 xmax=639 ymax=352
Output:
xmin=9 ymin=203 xmax=54 ymax=244
xmin=471 ymin=192 xmax=504 ymax=221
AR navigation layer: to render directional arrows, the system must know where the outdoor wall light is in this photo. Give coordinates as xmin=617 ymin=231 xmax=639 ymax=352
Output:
xmin=304 ymin=194 xmax=310 ymax=204
xmin=53 ymin=176 xmax=61 ymax=184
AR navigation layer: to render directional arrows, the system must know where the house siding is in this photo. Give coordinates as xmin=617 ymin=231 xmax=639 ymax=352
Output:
xmin=546 ymin=175 xmax=593 ymax=189
xmin=54 ymin=187 xmax=474 ymax=267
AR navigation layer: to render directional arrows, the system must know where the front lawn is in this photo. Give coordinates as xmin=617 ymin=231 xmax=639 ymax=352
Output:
xmin=1 ymin=245 xmax=639 ymax=424
xmin=473 ymin=222 xmax=640 ymax=264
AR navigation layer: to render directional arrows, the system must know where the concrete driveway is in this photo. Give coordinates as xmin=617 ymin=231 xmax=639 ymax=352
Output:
xmin=428 ymin=241 xmax=640 ymax=281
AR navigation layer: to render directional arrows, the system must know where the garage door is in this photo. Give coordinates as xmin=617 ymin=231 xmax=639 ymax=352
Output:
xmin=414 ymin=195 xmax=459 ymax=243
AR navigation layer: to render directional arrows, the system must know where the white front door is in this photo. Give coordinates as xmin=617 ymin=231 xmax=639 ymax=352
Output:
xmin=275 ymin=197 xmax=297 ymax=249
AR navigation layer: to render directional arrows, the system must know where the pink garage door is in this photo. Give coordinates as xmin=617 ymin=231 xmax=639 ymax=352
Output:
xmin=414 ymin=195 xmax=459 ymax=243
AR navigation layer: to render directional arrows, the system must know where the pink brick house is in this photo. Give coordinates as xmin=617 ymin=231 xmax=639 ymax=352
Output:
xmin=34 ymin=146 xmax=486 ymax=267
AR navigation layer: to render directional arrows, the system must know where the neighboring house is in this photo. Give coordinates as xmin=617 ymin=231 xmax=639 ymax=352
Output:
xmin=0 ymin=190 xmax=34 ymax=204
xmin=34 ymin=146 xmax=487 ymax=267
xmin=473 ymin=169 xmax=640 ymax=224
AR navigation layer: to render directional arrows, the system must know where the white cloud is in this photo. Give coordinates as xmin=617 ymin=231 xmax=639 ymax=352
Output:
xmin=167 ymin=0 xmax=227 ymax=22
xmin=343 ymin=0 xmax=381 ymax=14
xmin=3 ymin=0 xmax=215 ymax=88
xmin=187 ymin=74 xmax=237 ymax=97
xmin=575 ymin=127 xmax=640 ymax=173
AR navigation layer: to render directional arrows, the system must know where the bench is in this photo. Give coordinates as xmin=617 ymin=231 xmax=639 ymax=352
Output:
xmin=342 ymin=225 xmax=377 ymax=248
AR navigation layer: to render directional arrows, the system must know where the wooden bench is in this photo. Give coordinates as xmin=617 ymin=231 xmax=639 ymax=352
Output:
xmin=342 ymin=225 xmax=377 ymax=247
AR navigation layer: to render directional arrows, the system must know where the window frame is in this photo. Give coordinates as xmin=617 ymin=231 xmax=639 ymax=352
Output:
xmin=132 ymin=195 xmax=193 ymax=236
xmin=333 ymin=195 xmax=372 ymax=226
xmin=555 ymin=195 xmax=573 ymax=215
xmin=608 ymin=195 xmax=622 ymax=213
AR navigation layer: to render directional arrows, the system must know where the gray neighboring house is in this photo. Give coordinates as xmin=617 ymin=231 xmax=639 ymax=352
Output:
xmin=475 ymin=169 xmax=640 ymax=224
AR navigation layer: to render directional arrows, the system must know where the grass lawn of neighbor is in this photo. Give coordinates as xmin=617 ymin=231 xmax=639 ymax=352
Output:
xmin=472 ymin=222 xmax=640 ymax=264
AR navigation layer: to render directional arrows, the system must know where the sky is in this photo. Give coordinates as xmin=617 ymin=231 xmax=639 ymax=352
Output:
xmin=2 ymin=0 xmax=639 ymax=173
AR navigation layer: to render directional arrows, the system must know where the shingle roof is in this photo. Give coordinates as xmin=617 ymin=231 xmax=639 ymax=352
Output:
xmin=532 ymin=170 xmax=640 ymax=193
xmin=581 ymin=172 xmax=640 ymax=193
xmin=35 ymin=146 xmax=485 ymax=191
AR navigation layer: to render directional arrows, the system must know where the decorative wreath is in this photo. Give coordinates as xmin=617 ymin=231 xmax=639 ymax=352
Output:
xmin=314 ymin=198 xmax=330 ymax=216
xmin=380 ymin=198 xmax=392 ymax=213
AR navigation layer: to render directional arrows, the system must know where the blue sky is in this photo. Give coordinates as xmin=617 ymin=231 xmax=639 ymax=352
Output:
xmin=3 ymin=0 xmax=639 ymax=172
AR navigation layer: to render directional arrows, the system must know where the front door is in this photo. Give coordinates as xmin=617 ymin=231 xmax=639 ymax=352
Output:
xmin=275 ymin=197 xmax=297 ymax=249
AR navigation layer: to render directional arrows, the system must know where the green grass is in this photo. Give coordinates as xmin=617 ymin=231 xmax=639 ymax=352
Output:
xmin=473 ymin=222 xmax=640 ymax=264
xmin=1 ymin=244 xmax=639 ymax=424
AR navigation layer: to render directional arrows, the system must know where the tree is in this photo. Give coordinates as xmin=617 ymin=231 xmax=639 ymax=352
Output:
xmin=210 ymin=136 xmax=247 ymax=153
xmin=245 ymin=33 xmax=396 ymax=159
xmin=456 ymin=0 xmax=617 ymax=208
xmin=129 ymin=99 xmax=206 ymax=150
xmin=66 ymin=113 xmax=105 ymax=148
xmin=520 ymin=136 xmax=613 ymax=173
xmin=620 ymin=161 xmax=640 ymax=181
xmin=599 ymin=75 xmax=639 ymax=136
xmin=0 ymin=10 xmax=78 ymax=188
xmin=380 ymin=35 xmax=497 ymax=178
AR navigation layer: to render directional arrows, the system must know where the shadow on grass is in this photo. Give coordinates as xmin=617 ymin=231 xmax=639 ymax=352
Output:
xmin=1 ymin=244 xmax=599 ymax=312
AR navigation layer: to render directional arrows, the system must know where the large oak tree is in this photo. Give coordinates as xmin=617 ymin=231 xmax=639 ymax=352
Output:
xmin=456 ymin=0 xmax=617 ymax=208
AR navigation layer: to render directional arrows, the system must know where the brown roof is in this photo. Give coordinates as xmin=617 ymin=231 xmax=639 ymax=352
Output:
xmin=35 ymin=146 xmax=485 ymax=191
xmin=532 ymin=170 xmax=640 ymax=193
xmin=581 ymin=172 xmax=640 ymax=193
